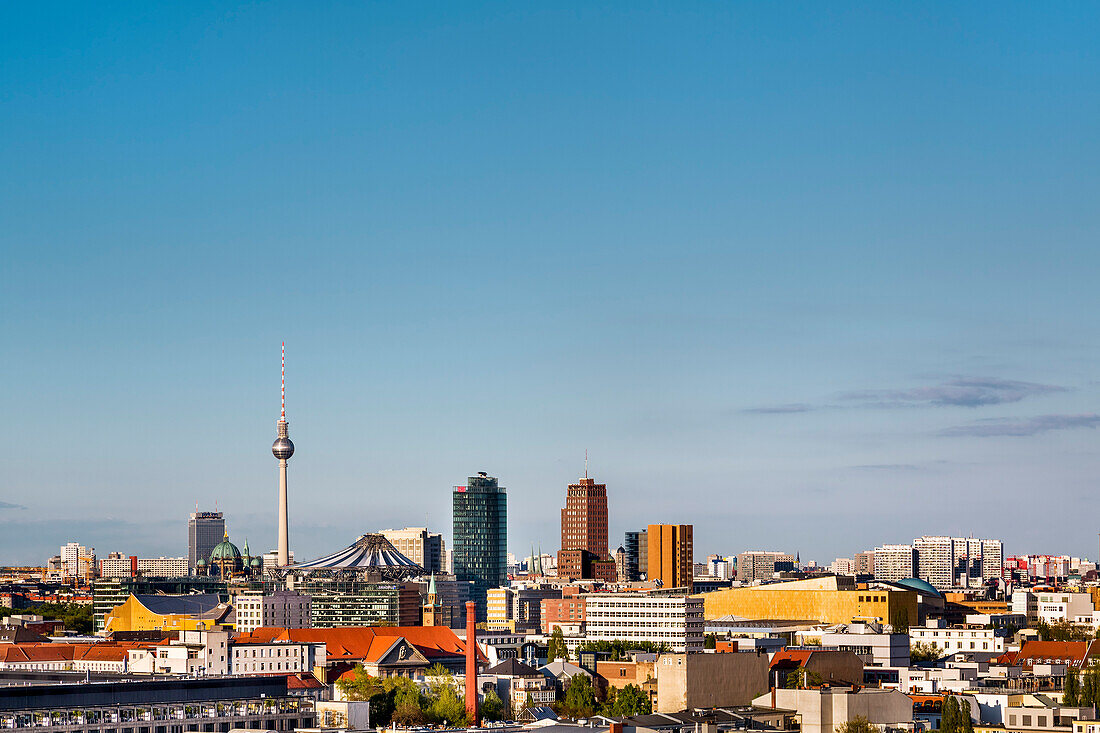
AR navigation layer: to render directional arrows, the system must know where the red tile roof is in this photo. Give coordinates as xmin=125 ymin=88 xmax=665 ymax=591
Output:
xmin=771 ymin=649 xmax=814 ymax=668
xmin=234 ymin=626 xmax=485 ymax=664
xmin=1012 ymin=640 xmax=1100 ymax=669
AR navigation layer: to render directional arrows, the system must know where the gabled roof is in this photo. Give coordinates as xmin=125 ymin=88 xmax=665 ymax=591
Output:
xmin=540 ymin=660 xmax=589 ymax=678
xmin=484 ymin=658 xmax=540 ymax=677
xmin=771 ymin=649 xmax=814 ymax=668
xmin=1012 ymin=640 xmax=1100 ymax=669
xmin=234 ymin=625 xmax=485 ymax=664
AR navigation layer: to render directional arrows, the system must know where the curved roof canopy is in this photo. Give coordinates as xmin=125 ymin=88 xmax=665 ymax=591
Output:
xmin=289 ymin=533 xmax=423 ymax=574
xmin=896 ymin=577 xmax=941 ymax=597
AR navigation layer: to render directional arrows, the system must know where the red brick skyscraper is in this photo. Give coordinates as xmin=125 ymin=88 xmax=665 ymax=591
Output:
xmin=557 ymin=468 xmax=615 ymax=581
xmin=561 ymin=477 xmax=608 ymax=558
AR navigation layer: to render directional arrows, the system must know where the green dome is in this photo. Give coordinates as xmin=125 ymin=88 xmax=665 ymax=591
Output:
xmin=250 ymin=558 xmax=262 ymax=567
xmin=210 ymin=534 xmax=242 ymax=562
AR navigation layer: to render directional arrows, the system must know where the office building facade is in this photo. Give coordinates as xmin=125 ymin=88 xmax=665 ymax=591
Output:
xmin=380 ymin=527 xmax=446 ymax=574
xmin=188 ymin=511 xmax=225 ymax=574
xmin=647 ymin=524 xmax=694 ymax=589
xmin=558 ymin=476 xmax=609 ymax=579
xmin=735 ymin=550 xmax=795 ymax=583
xmin=452 ymin=472 xmax=507 ymax=617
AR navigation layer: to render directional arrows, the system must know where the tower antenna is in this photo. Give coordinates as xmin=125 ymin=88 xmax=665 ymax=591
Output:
xmin=281 ymin=342 xmax=286 ymax=420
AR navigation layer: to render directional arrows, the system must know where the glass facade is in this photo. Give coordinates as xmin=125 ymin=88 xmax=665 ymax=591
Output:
xmin=452 ymin=473 xmax=507 ymax=618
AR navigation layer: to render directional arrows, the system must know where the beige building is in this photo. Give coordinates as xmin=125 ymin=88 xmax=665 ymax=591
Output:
xmin=586 ymin=593 xmax=704 ymax=653
xmin=656 ymin=652 xmax=770 ymax=713
xmin=753 ymin=687 xmax=913 ymax=733
xmin=379 ymin=527 xmax=445 ymax=573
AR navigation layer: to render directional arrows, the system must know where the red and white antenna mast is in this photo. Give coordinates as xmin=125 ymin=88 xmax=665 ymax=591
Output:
xmin=281 ymin=341 xmax=286 ymax=420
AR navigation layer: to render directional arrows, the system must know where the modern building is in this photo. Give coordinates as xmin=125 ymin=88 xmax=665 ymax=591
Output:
xmin=102 ymin=593 xmax=233 ymax=634
xmin=379 ymin=527 xmax=446 ymax=574
xmin=854 ymin=551 xmax=876 ymax=576
xmin=656 ymin=651 xmax=770 ymax=712
xmin=453 ymin=472 xmax=507 ymax=617
xmin=100 ymin=554 xmax=189 ymax=578
xmin=648 ymin=524 xmax=693 ymax=589
xmin=584 ymin=593 xmax=704 ymax=653
xmin=873 ymin=544 xmax=917 ymax=582
xmin=91 ymin=576 xmax=235 ymax=633
xmin=700 ymin=575 xmax=918 ymax=627
xmin=736 ymin=550 xmax=795 ymax=583
xmin=290 ymin=578 xmax=420 ymax=627
xmin=0 ymin=677 xmax=315 ymax=733
xmin=624 ymin=532 xmax=643 ymax=582
xmin=981 ymin=539 xmax=1005 ymax=581
xmin=188 ymin=511 xmax=225 ymax=574
xmin=542 ymin=596 xmax=587 ymax=635
xmin=557 ymin=475 xmax=612 ymax=581
xmin=909 ymin=621 xmax=1005 ymax=653
xmin=234 ymin=590 xmax=312 ymax=633
xmin=59 ymin=542 xmax=96 ymax=582
xmin=752 ymin=687 xmax=913 ymax=733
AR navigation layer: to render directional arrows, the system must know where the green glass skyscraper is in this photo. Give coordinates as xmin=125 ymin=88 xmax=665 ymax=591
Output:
xmin=452 ymin=472 xmax=507 ymax=618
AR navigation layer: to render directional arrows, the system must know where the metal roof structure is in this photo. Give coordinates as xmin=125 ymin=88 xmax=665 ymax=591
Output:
xmin=283 ymin=534 xmax=423 ymax=579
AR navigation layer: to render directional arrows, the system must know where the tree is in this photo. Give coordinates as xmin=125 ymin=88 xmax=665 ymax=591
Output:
xmin=392 ymin=686 xmax=426 ymax=726
xmin=890 ymin=607 xmax=910 ymax=635
xmin=561 ymin=675 xmax=598 ymax=718
xmin=959 ymin=698 xmax=975 ymax=733
xmin=786 ymin=667 xmax=823 ymax=689
xmin=910 ymin=642 xmax=940 ymax=664
xmin=427 ymin=683 xmax=468 ymax=727
xmin=481 ymin=688 xmax=505 ymax=721
xmin=549 ymin=627 xmax=569 ymax=661
xmin=575 ymin=640 xmax=671 ymax=661
xmin=1083 ymin=669 xmax=1097 ymax=709
xmin=336 ymin=665 xmax=383 ymax=702
xmin=605 ymin=684 xmax=651 ymax=716
xmin=1065 ymin=670 xmax=1081 ymax=707
xmin=425 ymin=662 xmax=451 ymax=676
xmin=704 ymin=634 xmax=717 ymax=650
xmin=835 ymin=715 xmax=878 ymax=733
xmin=941 ymin=695 xmax=960 ymax=733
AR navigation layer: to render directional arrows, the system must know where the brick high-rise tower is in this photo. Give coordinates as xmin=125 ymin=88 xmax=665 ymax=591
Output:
xmin=557 ymin=463 xmax=614 ymax=581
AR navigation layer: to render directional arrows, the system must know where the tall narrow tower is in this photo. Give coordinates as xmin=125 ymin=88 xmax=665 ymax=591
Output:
xmin=271 ymin=343 xmax=295 ymax=566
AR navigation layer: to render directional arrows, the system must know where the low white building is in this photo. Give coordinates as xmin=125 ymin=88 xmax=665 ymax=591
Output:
xmin=231 ymin=638 xmax=326 ymax=675
xmin=583 ymin=594 xmax=704 ymax=653
xmin=127 ymin=629 xmax=231 ymax=676
xmin=910 ymin=621 xmax=1004 ymax=654
xmin=1035 ymin=592 xmax=1095 ymax=625
xmin=233 ymin=590 xmax=312 ymax=633
xmin=753 ymin=687 xmax=913 ymax=733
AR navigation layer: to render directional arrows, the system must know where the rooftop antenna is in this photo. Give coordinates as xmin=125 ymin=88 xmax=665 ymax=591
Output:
xmin=281 ymin=341 xmax=286 ymax=420
xmin=585 ymin=449 xmax=588 ymax=479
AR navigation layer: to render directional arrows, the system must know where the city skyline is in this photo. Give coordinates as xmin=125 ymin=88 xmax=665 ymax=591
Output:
xmin=4 ymin=3 xmax=1100 ymax=565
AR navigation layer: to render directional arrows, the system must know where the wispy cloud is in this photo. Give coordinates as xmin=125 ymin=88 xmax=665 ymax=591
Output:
xmin=841 ymin=377 xmax=1065 ymax=408
xmin=741 ymin=403 xmax=815 ymax=414
xmin=939 ymin=414 xmax=1100 ymax=437
xmin=850 ymin=463 xmax=921 ymax=471
xmin=0 ymin=501 xmax=26 ymax=510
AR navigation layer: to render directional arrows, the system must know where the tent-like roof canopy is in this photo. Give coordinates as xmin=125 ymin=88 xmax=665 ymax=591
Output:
xmin=287 ymin=533 xmax=423 ymax=577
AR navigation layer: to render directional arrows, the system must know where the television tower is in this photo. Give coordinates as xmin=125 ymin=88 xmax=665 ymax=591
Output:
xmin=271 ymin=342 xmax=295 ymax=566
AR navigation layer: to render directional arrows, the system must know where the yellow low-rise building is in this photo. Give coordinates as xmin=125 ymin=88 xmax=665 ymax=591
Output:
xmin=699 ymin=576 xmax=917 ymax=626
xmin=103 ymin=593 xmax=231 ymax=634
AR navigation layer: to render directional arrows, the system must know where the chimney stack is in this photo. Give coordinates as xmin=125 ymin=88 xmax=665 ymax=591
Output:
xmin=465 ymin=601 xmax=480 ymax=726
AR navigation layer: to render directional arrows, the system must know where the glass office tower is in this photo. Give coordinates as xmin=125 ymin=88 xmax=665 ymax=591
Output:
xmin=452 ymin=472 xmax=507 ymax=618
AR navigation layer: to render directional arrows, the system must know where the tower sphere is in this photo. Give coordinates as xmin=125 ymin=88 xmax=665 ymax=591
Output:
xmin=272 ymin=436 xmax=295 ymax=459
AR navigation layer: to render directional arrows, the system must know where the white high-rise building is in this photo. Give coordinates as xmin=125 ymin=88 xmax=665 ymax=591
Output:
xmin=379 ymin=527 xmax=445 ymax=574
xmin=59 ymin=542 xmax=95 ymax=581
xmin=981 ymin=539 xmax=1004 ymax=581
xmin=913 ymin=536 xmax=954 ymax=590
xmin=831 ymin=558 xmax=854 ymax=575
xmin=873 ymin=545 xmax=916 ymax=582
xmin=584 ymin=594 xmax=704 ymax=653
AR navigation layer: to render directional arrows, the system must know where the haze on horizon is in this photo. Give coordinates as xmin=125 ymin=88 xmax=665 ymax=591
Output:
xmin=2 ymin=3 xmax=1100 ymax=567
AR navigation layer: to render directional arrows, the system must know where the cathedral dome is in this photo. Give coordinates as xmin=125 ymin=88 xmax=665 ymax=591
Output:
xmin=210 ymin=535 xmax=242 ymax=562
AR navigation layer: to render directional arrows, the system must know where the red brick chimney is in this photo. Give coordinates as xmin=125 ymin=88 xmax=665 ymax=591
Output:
xmin=465 ymin=601 xmax=480 ymax=726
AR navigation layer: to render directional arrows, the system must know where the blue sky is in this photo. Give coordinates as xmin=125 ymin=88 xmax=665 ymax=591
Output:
xmin=2 ymin=2 xmax=1100 ymax=566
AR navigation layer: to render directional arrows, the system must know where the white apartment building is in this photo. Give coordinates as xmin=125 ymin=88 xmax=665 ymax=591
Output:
xmin=231 ymin=639 xmax=325 ymax=675
xmin=874 ymin=545 xmax=916 ymax=582
xmin=233 ymin=590 xmax=312 ymax=633
xmin=913 ymin=536 xmax=954 ymax=590
xmin=101 ymin=555 xmax=189 ymax=578
xmin=981 ymin=539 xmax=1004 ymax=582
xmin=128 ymin=630 xmax=231 ymax=676
xmin=831 ymin=558 xmax=855 ymax=575
xmin=59 ymin=542 xmax=96 ymax=581
xmin=1035 ymin=592 xmax=1095 ymax=625
xmin=583 ymin=594 xmax=704 ymax=653
xmin=1011 ymin=590 xmax=1039 ymax=623
xmin=909 ymin=622 xmax=1004 ymax=654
